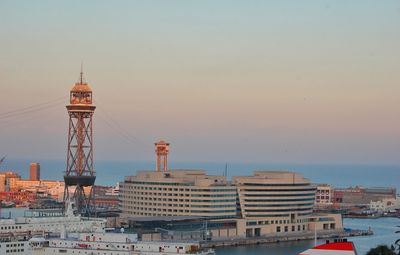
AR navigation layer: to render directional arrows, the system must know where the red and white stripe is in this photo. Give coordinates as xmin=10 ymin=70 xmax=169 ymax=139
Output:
xmin=299 ymin=242 xmax=357 ymax=255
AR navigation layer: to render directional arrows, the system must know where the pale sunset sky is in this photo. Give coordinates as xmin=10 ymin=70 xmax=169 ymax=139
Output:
xmin=0 ymin=1 xmax=399 ymax=164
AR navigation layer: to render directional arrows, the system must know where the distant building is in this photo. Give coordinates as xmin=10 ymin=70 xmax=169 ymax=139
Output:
xmin=315 ymin=184 xmax=333 ymax=207
xmin=369 ymin=198 xmax=399 ymax=212
xmin=333 ymin=186 xmax=396 ymax=207
xmin=29 ymin=162 xmax=40 ymax=181
xmin=0 ymin=172 xmax=21 ymax=192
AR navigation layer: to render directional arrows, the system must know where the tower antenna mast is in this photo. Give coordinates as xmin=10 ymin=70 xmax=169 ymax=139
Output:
xmin=80 ymin=62 xmax=84 ymax=84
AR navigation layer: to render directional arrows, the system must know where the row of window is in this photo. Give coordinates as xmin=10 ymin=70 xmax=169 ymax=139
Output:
xmin=245 ymin=208 xmax=313 ymax=213
xmin=191 ymin=210 xmax=236 ymax=214
xmin=191 ymin=188 xmax=237 ymax=192
xmin=1 ymin=226 xmax=22 ymax=230
xmin=244 ymin=198 xmax=315 ymax=202
xmin=191 ymin=194 xmax=237 ymax=197
xmin=191 ymin=204 xmax=236 ymax=208
xmin=125 ymin=181 xmax=192 ymax=186
xmin=246 ymin=218 xmax=308 ymax=226
xmin=124 ymin=192 xmax=191 ymax=197
xmin=125 ymin=186 xmax=191 ymax=191
xmin=245 ymin=203 xmax=314 ymax=207
xmin=129 ymin=198 xmax=190 ymax=203
xmin=191 ymin=199 xmax=236 ymax=203
xmin=131 ymin=208 xmax=190 ymax=213
xmin=127 ymin=200 xmax=236 ymax=205
xmin=5 ymin=244 xmax=24 ymax=247
xmin=243 ymin=193 xmax=315 ymax=197
xmin=246 ymin=214 xmax=290 ymax=217
xmin=317 ymin=190 xmax=331 ymax=194
xmin=5 ymin=249 xmax=24 ymax=253
xmin=242 ymin=188 xmax=316 ymax=192
xmin=276 ymin=225 xmax=306 ymax=232
xmin=241 ymin=183 xmax=310 ymax=187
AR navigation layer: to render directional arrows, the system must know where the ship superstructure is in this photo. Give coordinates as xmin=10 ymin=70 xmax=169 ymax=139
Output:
xmin=29 ymin=232 xmax=214 ymax=255
xmin=0 ymin=200 xmax=106 ymax=255
xmin=0 ymin=200 xmax=105 ymax=235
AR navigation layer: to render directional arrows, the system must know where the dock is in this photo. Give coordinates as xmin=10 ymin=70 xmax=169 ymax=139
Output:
xmin=200 ymin=229 xmax=373 ymax=248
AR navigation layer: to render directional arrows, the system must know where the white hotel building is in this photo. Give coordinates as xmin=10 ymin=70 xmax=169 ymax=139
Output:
xmin=120 ymin=170 xmax=342 ymax=238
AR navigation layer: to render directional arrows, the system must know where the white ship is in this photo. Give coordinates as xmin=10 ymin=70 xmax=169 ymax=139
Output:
xmin=29 ymin=232 xmax=214 ymax=255
xmin=0 ymin=201 xmax=106 ymax=235
xmin=1 ymin=200 xmax=213 ymax=255
xmin=0 ymin=200 xmax=106 ymax=255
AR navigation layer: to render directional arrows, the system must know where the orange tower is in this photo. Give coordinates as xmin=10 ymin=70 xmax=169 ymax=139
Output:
xmin=155 ymin=140 xmax=169 ymax=172
xmin=64 ymin=70 xmax=96 ymax=215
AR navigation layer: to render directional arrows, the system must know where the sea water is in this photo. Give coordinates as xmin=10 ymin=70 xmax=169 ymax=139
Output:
xmin=2 ymin=159 xmax=399 ymax=190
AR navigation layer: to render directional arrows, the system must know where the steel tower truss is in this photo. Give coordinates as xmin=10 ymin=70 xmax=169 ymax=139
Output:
xmin=64 ymin=73 xmax=96 ymax=216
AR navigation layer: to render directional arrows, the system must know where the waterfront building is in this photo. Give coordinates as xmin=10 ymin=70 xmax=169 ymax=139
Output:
xmin=233 ymin=171 xmax=315 ymax=219
xmin=369 ymin=198 xmax=399 ymax=212
xmin=120 ymin=170 xmax=237 ymax=220
xmin=233 ymin=171 xmax=318 ymax=237
xmin=120 ymin=169 xmax=342 ymax=239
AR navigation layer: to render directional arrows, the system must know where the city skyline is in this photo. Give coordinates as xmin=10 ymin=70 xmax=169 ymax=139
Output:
xmin=1 ymin=1 xmax=400 ymax=164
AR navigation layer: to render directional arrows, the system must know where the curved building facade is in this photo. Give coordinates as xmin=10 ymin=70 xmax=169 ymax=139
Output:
xmin=233 ymin=171 xmax=316 ymax=236
xmin=234 ymin=171 xmax=315 ymax=219
xmin=120 ymin=170 xmax=237 ymax=219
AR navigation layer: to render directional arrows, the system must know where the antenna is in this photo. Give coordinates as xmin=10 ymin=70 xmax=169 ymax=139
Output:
xmin=80 ymin=62 xmax=84 ymax=84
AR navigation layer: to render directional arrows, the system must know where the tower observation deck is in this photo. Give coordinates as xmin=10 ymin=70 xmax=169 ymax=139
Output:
xmin=64 ymin=71 xmax=96 ymax=216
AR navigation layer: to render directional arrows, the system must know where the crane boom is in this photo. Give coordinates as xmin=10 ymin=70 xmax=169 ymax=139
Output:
xmin=0 ymin=156 xmax=5 ymax=167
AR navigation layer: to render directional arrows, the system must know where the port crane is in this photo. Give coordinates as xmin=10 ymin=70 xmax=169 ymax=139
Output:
xmin=0 ymin=156 xmax=5 ymax=169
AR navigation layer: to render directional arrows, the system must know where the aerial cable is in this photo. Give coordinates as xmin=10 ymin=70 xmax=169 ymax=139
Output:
xmin=0 ymin=96 xmax=66 ymax=118
xmin=0 ymin=100 xmax=65 ymax=120
xmin=94 ymin=99 xmax=148 ymax=146
xmin=96 ymin=112 xmax=139 ymax=146
xmin=0 ymin=103 xmax=63 ymax=130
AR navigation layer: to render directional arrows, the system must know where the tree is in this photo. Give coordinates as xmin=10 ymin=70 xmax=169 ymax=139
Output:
xmin=366 ymin=245 xmax=396 ymax=255
xmin=395 ymin=225 xmax=400 ymax=255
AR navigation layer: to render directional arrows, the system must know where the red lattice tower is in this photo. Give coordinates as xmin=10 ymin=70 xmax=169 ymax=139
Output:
xmin=155 ymin=140 xmax=169 ymax=172
xmin=64 ymin=70 xmax=96 ymax=215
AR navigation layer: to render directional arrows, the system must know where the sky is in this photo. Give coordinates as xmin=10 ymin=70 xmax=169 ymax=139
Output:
xmin=0 ymin=0 xmax=399 ymax=165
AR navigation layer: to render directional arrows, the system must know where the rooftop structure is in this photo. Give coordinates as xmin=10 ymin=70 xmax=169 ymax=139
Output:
xmin=155 ymin=140 xmax=169 ymax=172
